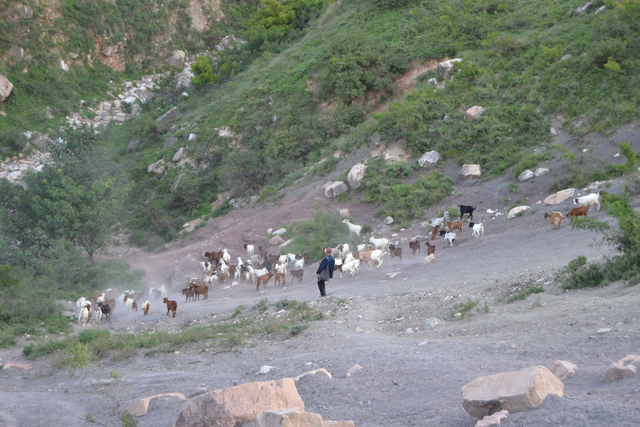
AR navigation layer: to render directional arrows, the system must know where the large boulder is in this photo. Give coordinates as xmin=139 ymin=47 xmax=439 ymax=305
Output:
xmin=324 ymin=181 xmax=348 ymax=198
xmin=508 ymin=205 xmax=530 ymax=219
xmin=604 ymin=354 xmax=640 ymax=383
xmin=459 ymin=164 xmax=482 ymax=180
xmin=9 ymin=46 xmax=24 ymax=59
xmin=347 ymin=164 xmax=366 ymax=189
xmin=0 ymin=74 xmax=14 ymax=102
xmin=269 ymin=235 xmax=285 ymax=246
xmin=16 ymin=4 xmax=33 ymax=19
xmin=436 ymin=58 xmax=462 ymax=79
xmin=173 ymin=378 xmax=304 ymax=427
xmin=465 ymin=106 xmax=485 ymax=121
xmin=248 ymin=408 xmax=355 ymax=427
xmin=544 ymin=188 xmax=576 ymax=205
xmin=127 ymin=139 xmax=141 ymax=153
xmin=173 ymin=147 xmax=187 ymax=162
xmin=156 ymin=107 xmax=181 ymax=126
xmin=127 ymin=393 xmax=186 ymax=416
xmin=461 ymin=366 xmax=564 ymax=418
xmin=534 ymin=168 xmax=549 ymax=177
xmin=517 ymin=170 xmax=534 ymax=182
xmin=147 ymin=160 xmax=166 ymax=176
xmin=418 ymin=150 xmax=440 ymax=168
xmin=167 ymin=50 xmax=186 ymax=69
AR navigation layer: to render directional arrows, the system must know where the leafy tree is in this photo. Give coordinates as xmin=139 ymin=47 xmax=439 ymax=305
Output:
xmin=151 ymin=70 xmax=181 ymax=105
xmin=248 ymin=0 xmax=295 ymax=31
xmin=0 ymin=265 xmax=19 ymax=288
xmin=191 ymin=55 xmax=219 ymax=86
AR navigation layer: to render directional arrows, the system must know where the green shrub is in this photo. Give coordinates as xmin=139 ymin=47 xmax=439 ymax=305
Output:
xmin=0 ymin=129 xmax=27 ymax=153
xmin=191 ymin=55 xmax=219 ymax=86
xmin=79 ymin=329 xmax=110 ymax=344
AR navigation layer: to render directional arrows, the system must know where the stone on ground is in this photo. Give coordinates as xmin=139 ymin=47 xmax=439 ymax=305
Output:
xmin=384 ymin=216 xmax=394 ymax=225
xmin=268 ymin=235 xmax=285 ymax=246
xmin=465 ymin=106 xmax=485 ymax=120
xmin=167 ymin=50 xmax=186 ymax=69
xmin=551 ymin=360 xmax=577 ymax=381
xmin=127 ymin=393 xmax=185 ymax=416
xmin=347 ymin=164 xmax=366 ymax=189
xmin=459 ymin=164 xmax=482 ymax=180
xmin=461 ymin=366 xmax=564 ymax=418
xmin=345 ymin=364 xmax=363 ymax=378
xmin=418 ymin=150 xmax=440 ymax=168
xmin=436 ymin=58 xmax=462 ymax=79
xmin=173 ymin=378 xmax=304 ymax=427
xmin=127 ymin=139 xmax=141 ymax=153
xmin=293 ymin=368 xmax=333 ymax=382
xmin=603 ymin=355 xmax=640 ymax=383
xmin=475 ymin=410 xmax=508 ymax=427
xmin=534 ymin=168 xmax=549 ymax=177
xmin=156 ymin=107 xmax=181 ymax=126
xmin=507 ymin=206 xmax=530 ymax=219
xmin=272 ymin=228 xmax=287 ymax=235
xmin=573 ymin=1 xmax=593 ymax=17
xmin=0 ymin=74 xmax=14 ymax=102
xmin=339 ymin=209 xmax=350 ymax=216
xmin=147 ymin=160 xmax=166 ymax=176
xmin=544 ymin=189 xmax=576 ymax=205
xmin=248 ymin=408 xmax=355 ymax=427
xmin=173 ymin=147 xmax=187 ymax=162
xmin=324 ymin=181 xmax=348 ymax=198
xmin=518 ymin=170 xmax=534 ymax=181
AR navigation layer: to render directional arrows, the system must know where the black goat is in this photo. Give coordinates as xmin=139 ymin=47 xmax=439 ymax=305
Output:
xmin=459 ymin=205 xmax=477 ymax=220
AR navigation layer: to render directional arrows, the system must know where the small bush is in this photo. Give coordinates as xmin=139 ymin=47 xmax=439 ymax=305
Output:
xmin=79 ymin=329 xmax=110 ymax=344
xmin=506 ymin=286 xmax=544 ymax=303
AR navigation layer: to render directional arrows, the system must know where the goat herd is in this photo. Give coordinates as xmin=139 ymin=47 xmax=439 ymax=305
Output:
xmin=74 ymin=192 xmax=605 ymax=325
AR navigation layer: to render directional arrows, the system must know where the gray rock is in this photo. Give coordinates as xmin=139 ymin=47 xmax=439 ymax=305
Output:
xmin=102 ymin=46 xmax=118 ymax=57
xmin=147 ymin=160 xmax=166 ymax=176
xmin=23 ymin=132 xmax=32 ymax=140
xmin=573 ymin=1 xmax=593 ymax=17
xmin=459 ymin=164 xmax=482 ymax=180
xmin=31 ymin=134 xmax=52 ymax=149
xmin=172 ymin=147 xmax=186 ymax=162
xmin=534 ymin=167 xmax=549 ymax=177
xmin=113 ymin=112 xmax=126 ymax=122
xmin=188 ymin=133 xmax=197 ymax=141
xmin=436 ymin=58 xmax=462 ymax=79
xmin=279 ymin=239 xmax=292 ymax=250
xmin=465 ymin=106 xmax=485 ymax=120
xmin=163 ymin=137 xmax=178 ymax=150
xmin=16 ymin=4 xmax=33 ymax=19
xmin=347 ymin=164 xmax=366 ymax=189
xmin=170 ymin=173 xmax=185 ymax=193
xmin=59 ymin=61 xmax=69 ymax=72
xmin=550 ymin=128 xmax=558 ymax=136
xmin=324 ymin=181 xmax=348 ymax=198
xmin=127 ymin=139 xmax=141 ymax=153
xmin=156 ymin=107 xmax=181 ymax=126
xmin=124 ymin=96 xmax=137 ymax=105
xmin=383 ymin=216 xmax=394 ymax=225
xmin=427 ymin=78 xmax=438 ymax=86
xmin=9 ymin=46 xmax=24 ymax=59
xmin=418 ymin=150 xmax=440 ymax=168
xmin=423 ymin=318 xmax=439 ymax=328
xmin=272 ymin=228 xmax=287 ymax=236
xmin=0 ymin=74 xmax=14 ymax=102
xmin=517 ymin=170 xmax=534 ymax=181
xmin=269 ymin=235 xmax=285 ymax=246
xmin=595 ymin=5 xmax=606 ymax=14
xmin=560 ymin=54 xmax=573 ymax=61
xmin=167 ymin=50 xmax=186 ymax=69
xmin=604 ymin=355 xmax=640 ymax=383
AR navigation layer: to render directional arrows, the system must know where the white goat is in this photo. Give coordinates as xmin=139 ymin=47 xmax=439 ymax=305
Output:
xmin=275 ymin=263 xmax=287 ymax=275
xmin=357 ymin=244 xmax=370 ymax=252
xmin=126 ymin=297 xmax=138 ymax=314
xmin=76 ymin=297 xmax=88 ymax=310
xmin=286 ymin=253 xmax=297 ymax=266
xmin=469 ymin=222 xmax=484 ymax=238
xmin=222 ymin=249 xmax=231 ymax=264
xmin=278 ymin=254 xmax=288 ymax=264
xmin=204 ymin=271 xmax=218 ymax=285
xmin=78 ymin=307 xmax=89 ymax=326
xmin=339 ymin=243 xmax=350 ymax=258
xmin=245 ymin=244 xmax=255 ymax=257
xmin=95 ymin=306 xmax=103 ymax=322
xmin=371 ymin=250 xmax=385 ymax=269
xmin=369 ymin=237 xmax=389 ymax=251
xmin=574 ymin=192 xmax=602 ymax=211
xmin=159 ymin=284 xmax=168 ymax=298
xmin=200 ymin=261 xmax=212 ymax=273
xmin=342 ymin=258 xmax=360 ymax=276
xmin=444 ymin=232 xmax=456 ymax=247
xmin=342 ymin=219 xmax=362 ymax=236
xmin=294 ymin=258 xmax=305 ymax=270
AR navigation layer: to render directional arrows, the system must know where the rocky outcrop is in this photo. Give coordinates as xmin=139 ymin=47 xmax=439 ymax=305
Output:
xmin=147 ymin=160 xmax=166 ymax=176
xmin=16 ymin=4 xmax=33 ymax=19
xmin=347 ymin=164 xmax=366 ymax=189
xmin=551 ymin=360 xmax=577 ymax=381
xmin=156 ymin=107 xmax=181 ymax=126
xmin=173 ymin=147 xmax=187 ymax=162
xmin=0 ymin=74 xmax=14 ymax=102
xmin=127 ymin=393 xmax=186 ymax=416
xmin=459 ymin=164 xmax=482 ymax=180
xmin=465 ymin=106 xmax=485 ymax=120
xmin=31 ymin=134 xmax=52 ymax=150
xmin=324 ymin=181 xmax=348 ymax=198
xmin=461 ymin=366 xmax=564 ymax=418
xmin=163 ymin=137 xmax=178 ymax=150
xmin=246 ymin=408 xmax=355 ymax=427
xmin=418 ymin=150 xmax=439 ymax=168
xmin=173 ymin=378 xmax=304 ymax=427
xmin=167 ymin=50 xmax=186 ymax=69
xmin=9 ymin=46 xmax=24 ymax=59
xmin=437 ymin=58 xmax=462 ymax=79
xmin=544 ymin=189 xmax=575 ymax=205
xmin=604 ymin=354 xmax=640 ymax=383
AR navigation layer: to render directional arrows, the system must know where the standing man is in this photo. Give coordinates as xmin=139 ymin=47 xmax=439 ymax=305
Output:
xmin=316 ymin=248 xmax=335 ymax=297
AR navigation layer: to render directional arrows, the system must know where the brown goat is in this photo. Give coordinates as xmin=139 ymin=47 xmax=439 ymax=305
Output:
xmin=567 ymin=205 xmax=588 ymax=225
xmin=256 ymin=272 xmax=273 ymax=291
xmin=389 ymin=244 xmax=402 ymax=260
xmin=142 ymin=300 xmax=150 ymax=316
xmin=274 ymin=272 xmax=286 ymax=287
xmin=91 ymin=290 xmax=100 ymax=304
xmin=544 ymin=212 xmax=565 ymax=230
xmin=190 ymin=282 xmax=209 ymax=300
xmin=163 ymin=297 xmax=177 ymax=317
xmin=290 ymin=269 xmax=304 ymax=283
xmin=430 ymin=226 xmax=439 ymax=241
xmin=107 ymin=298 xmax=116 ymax=313
xmin=181 ymin=287 xmax=195 ymax=303
xmin=425 ymin=242 xmax=436 ymax=256
xmin=409 ymin=239 xmax=421 ymax=256
xmin=258 ymin=246 xmax=268 ymax=260
xmin=444 ymin=220 xmax=463 ymax=233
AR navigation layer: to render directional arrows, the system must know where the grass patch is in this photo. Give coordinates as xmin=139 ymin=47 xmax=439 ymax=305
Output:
xmin=505 ymin=286 xmax=544 ymax=303
xmin=448 ymin=299 xmax=478 ymax=319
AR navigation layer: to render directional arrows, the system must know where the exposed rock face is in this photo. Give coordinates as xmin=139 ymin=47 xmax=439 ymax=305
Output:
xmin=437 ymin=58 xmax=462 ymax=79
xmin=173 ymin=378 xmax=304 ymax=427
xmin=465 ymin=106 xmax=485 ymax=120
xmin=507 ymin=206 xmax=530 ymax=219
xmin=475 ymin=410 xmax=508 ymax=427
xmin=324 ymin=181 xmax=348 ymax=198
xmin=127 ymin=393 xmax=186 ymax=416
xmin=247 ymin=408 xmax=355 ymax=427
xmin=16 ymin=4 xmax=33 ymax=19
xmin=167 ymin=50 xmax=186 ymax=69
xmin=0 ymin=74 xmax=14 ymax=102
xmin=156 ymin=107 xmax=181 ymax=126
xmin=461 ymin=366 xmax=564 ymax=418
xmin=347 ymin=164 xmax=366 ymax=189
xmin=127 ymin=139 xmax=141 ymax=153
xmin=10 ymin=46 xmax=24 ymax=59
xmin=147 ymin=160 xmax=166 ymax=176
xmin=418 ymin=150 xmax=440 ymax=168
xmin=459 ymin=164 xmax=482 ymax=180
xmin=518 ymin=170 xmax=534 ymax=181
xmin=604 ymin=355 xmax=640 ymax=383
xmin=551 ymin=360 xmax=578 ymax=381
xmin=173 ymin=147 xmax=187 ymax=162
xmin=544 ymin=189 xmax=575 ymax=205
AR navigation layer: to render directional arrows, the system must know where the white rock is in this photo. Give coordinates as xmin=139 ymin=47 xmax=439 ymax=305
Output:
xmin=173 ymin=147 xmax=186 ymax=162
xmin=550 ymin=128 xmax=559 ymax=136
xmin=508 ymin=206 xmax=530 ymax=219
xmin=560 ymin=54 xmax=573 ymax=61
xmin=272 ymin=228 xmax=287 ymax=236
xmin=518 ymin=170 xmax=534 ymax=181
xmin=59 ymin=61 xmax=69 ymax=72
xmin=436 ymin=58 xmax=462 ymax=79
xmin=188 ymin=133 xmax=197 ymax=141
xmin=324 ymin=181 xmax=348 ymax=198
xmin=258 ymin=365 xmax=274 ymax=374
xmin=418 ymin=150 xmax=440 ymax=168
xmin=595 ymin=5 xmax=606 ymax=14
xmin=534 ymin=168 xmax=549 ymax=177
xmin=347 ymin=164 xmax=366 ymax=189
xmin=384 ymin=216 xmax=394 ymax=225
xmin=124 ymin=96 xmax=137 ymax=104
xmin=486 ymin=209 xmax=495 ymax=214
xmin=459 ymin=164 xmax=482 ymax=180
xmin=573 ymin=1 xmax=593 ymax=17
xmin=465 ymin=106 xmax=485 ymax=120
xmin=423 ymin=318 xmax=439 ymax=328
